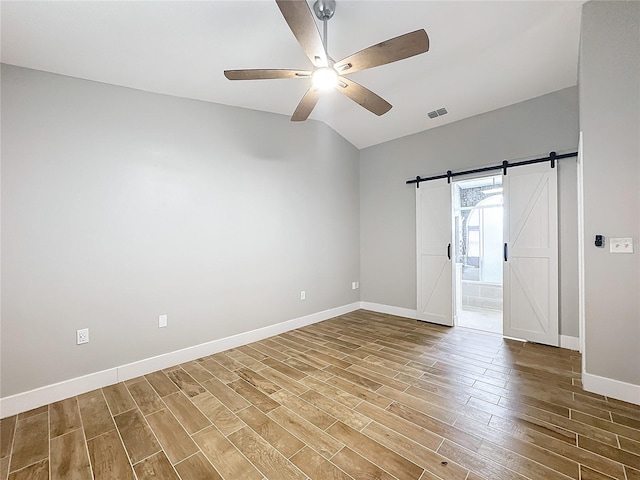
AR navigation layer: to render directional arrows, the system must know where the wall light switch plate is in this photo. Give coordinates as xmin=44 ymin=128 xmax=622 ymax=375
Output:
xmin=159 ymin=314 xmax=168 ymax=328
xmin=609 ymin=238 xmax=634 ymax=254
xmin=300 ymin=291 xmax=306 ymax=301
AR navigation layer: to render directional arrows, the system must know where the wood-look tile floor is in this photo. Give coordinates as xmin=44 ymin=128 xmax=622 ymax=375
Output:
xmin=2 ymin=309 xmax=640 ymax=480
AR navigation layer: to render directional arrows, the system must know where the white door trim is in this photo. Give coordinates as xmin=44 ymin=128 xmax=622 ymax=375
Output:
xmin=577 ymin=133 xmax=586 ymax=358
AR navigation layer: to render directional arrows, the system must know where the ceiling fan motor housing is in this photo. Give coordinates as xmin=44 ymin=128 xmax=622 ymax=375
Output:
xmin=313 ymin=0 xmax=336 ymax=21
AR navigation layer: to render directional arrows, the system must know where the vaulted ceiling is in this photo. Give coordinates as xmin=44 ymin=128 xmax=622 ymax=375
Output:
xmin=1 ymin=1 xmax=585 ymax=148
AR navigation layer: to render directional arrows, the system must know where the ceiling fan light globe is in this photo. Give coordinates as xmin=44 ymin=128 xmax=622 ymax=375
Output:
xmin=312 ymin=67 xmax=338 ymax=90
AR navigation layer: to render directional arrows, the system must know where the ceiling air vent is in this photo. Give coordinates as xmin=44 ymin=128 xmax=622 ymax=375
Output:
xmin=428 ymin=107 xmax=448 ymax=119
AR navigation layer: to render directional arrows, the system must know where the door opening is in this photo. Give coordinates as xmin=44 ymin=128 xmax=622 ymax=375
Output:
xmin=416 ymin=161 xmax=559 ymax=345
xmin=453 ymin=175 xmax=503 ymax=333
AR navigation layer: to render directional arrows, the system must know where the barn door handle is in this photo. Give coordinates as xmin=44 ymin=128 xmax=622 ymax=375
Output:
xmin=447 ymin=243 xmax=451 ymax=260
xmin=504 ymin=243 xmax=508 ymax=261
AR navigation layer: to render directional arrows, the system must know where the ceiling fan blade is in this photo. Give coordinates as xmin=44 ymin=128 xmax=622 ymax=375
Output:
xmin=334 ymin=29 xmax=429 ymax=75
xmin=224 ymin=69 xmax=311 ymax=80
xmin=337 ymin=77 xmax=392 ymax=116
xmin=276 ymin=0 xmax=328 ymax=67
xmin=291 ymin=86 xmax=321 ymax=122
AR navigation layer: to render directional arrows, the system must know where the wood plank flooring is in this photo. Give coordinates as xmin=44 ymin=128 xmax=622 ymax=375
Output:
xmin=2 ymin=309 xmax=639 ymax=480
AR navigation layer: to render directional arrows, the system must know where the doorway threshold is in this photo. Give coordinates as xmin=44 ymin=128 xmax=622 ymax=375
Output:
xmin=457 ymin=308 xmax=502 ymax=334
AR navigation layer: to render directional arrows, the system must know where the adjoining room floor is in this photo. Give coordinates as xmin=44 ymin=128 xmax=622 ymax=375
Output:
xmin=2 ymin=310 xmax=639 ymax=480
xmin=457 ymin=308 xmax=503 ymax=334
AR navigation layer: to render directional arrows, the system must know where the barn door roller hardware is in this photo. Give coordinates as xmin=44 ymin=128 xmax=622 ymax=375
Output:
xmin=407 ymin=150 xmax=576 ymax=188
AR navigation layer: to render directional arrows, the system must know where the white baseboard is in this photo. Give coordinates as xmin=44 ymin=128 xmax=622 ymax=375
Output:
xmin=560 ymin=335 xmax=581 ymax=351
xmin=359 ymin=301 xmax=418 ymax=319
xmin=583 ymin=372 xmax=640 ymax=406
xmin=0 ymin=302 xmax=360 ymax=418
xmin=0 ymin=369 xmax=120 ymax=420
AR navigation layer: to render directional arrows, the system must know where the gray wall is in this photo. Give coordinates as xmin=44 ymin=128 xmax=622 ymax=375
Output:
xmin=1 ymin=65 xmax=360 ymax=397
xmin=580 ymin=1 xmax=640 ymax=385
xmin=360 ymin=87 xmax=580 ymax=336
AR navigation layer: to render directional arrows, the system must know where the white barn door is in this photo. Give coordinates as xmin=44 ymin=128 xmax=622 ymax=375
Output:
xmin=503 ymin=163 xmax=559 ymax=346
xmin=416 ymin=179 xmax=453 ymax=326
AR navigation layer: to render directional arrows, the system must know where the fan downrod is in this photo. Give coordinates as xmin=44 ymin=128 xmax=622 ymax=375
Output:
xmin=313 ymin=0 xmax=336 ymax=21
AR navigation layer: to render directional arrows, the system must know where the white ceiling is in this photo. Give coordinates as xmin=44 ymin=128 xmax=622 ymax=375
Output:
xmin=1 ymin=0 xmax=585 ymax=149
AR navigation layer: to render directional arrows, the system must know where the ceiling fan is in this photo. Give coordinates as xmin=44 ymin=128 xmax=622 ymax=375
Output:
xmin=224 ymin=0 xmax=429 ymax=121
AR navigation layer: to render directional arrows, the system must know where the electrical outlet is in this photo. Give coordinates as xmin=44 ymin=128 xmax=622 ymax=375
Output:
xmin=76 ymin=328 xmax=89 ymax=345
xmin=300 ymin=291 xmax=306 ymax=300
xmin=352 ymin=281 xmax=359 ymax=290
xmin=159 ymin=314 xmax=168 ymax=328
xmin=610 ymin=238 xmax=634 ymax=253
